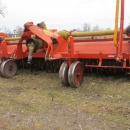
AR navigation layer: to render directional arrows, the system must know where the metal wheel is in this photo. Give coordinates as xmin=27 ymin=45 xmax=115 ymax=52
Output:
xmin=59 ymin=61 xmax=69 ymax=86
xmin=68 ymin=61 xmax=84 ymax=87
xmin=0 ymin=59 xmax=17 ymax=78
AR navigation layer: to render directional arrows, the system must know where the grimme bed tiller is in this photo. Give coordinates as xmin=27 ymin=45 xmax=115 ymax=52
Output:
xmin=0 ymin=0 xmax=130 ymax=87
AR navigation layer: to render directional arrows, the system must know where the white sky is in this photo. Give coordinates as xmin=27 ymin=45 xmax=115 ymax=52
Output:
xmin=0 ymin=0 xmax=130 ymax=31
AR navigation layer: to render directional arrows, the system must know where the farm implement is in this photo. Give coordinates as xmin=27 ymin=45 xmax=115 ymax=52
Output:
xmin=0 ymin=0 xmax=130 ymax=87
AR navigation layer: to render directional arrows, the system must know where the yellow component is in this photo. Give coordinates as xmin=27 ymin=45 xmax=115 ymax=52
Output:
xmin=31 ymin=35 xmax=36 ymax=39
xmin=28 ymin=45 xmax=34 ymax=51
xmin=4 ymin=37 xmax=21 ymax=41
xmin=44 ymin=30 xmax=54 ymax=36
xmin=58 ymin=30 xmax=69 ymax=39
xmin=26 ymin=39 xmax=44 ymax=52
xmin=4 ymin=35 xmax=35 ymax=41
xmin=113 ymin=0 xmax=120 ymax=46
xmin=37 ymin=21 xmax=47 ymax=30
xmin=28 ymin=42 xmax=35 ymax=51
xmin=72 ymin=29 xmax=126 ymax=37
xmin=57 ymin=29 xmax=126 ymax=40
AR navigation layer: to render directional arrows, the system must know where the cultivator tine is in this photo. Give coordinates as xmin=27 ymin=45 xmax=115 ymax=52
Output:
xmin=97 ymin=68 xmax=99 ymax=76
xmin=53 ymin=61 xmax=58 ymax=73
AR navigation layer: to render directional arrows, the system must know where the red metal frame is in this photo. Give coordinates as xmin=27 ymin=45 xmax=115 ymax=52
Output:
xmin=0 ymin=0 xmax=129 ymax=70
xmin=116 ymin=0 xmax=125 ymax=61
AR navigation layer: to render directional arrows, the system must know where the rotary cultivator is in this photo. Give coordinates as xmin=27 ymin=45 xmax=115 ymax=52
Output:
xmin=0 ymin=0 xmax=130 ymax=87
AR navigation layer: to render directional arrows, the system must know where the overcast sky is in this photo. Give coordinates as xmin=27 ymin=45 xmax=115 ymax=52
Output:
xmin=1 ymin=0 xmax=130 ymax=32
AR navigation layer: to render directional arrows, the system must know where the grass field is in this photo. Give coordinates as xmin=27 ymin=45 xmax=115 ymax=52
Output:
xmin=0 ymin=69 xmax=130 ymax=130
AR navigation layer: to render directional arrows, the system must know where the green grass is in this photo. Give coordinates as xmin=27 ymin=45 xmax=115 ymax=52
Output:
xmin=0 ymin=70 xmax=130 ymax=129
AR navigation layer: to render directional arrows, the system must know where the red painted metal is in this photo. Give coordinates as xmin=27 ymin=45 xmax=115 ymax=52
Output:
xmin=117 ymin=0 xmax=125 ymax=61
xmin=0 ymin=25 xmax=130 ymax=68
xmin=0 ymin=0 xmax=129 ymax=72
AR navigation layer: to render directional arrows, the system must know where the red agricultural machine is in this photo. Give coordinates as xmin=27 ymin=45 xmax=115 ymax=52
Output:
xmin=0 ymin=0 xmax=130 ymax=87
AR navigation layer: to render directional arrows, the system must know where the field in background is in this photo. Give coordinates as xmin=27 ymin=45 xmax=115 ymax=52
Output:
xmin=0 ymin=70 xmax=130 ymax=130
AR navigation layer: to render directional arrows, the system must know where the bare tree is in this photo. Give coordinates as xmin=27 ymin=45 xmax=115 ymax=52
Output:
xmin=0 ymin=0 xmax=7 ymax=17
xmin=14 ymin=26 xmax=23 ymax=36
xmin=105 ymin=27 xmax=111 ymax=30
xmin=76 ymin=28 xmax=82 ymax=32
xmin=83 ymin=23 xmax=91 ymax=31
xmin=3 ymin=26 xmax=12 ymax=36
xmin=93 ymin=25 xmax=100 ymax=31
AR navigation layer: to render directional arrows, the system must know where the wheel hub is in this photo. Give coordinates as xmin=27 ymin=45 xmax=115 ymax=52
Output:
xmin=9 ymin=66 xmax=13 ymax=71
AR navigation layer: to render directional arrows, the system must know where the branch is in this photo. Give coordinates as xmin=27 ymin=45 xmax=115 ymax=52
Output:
xmin=0 ymin=0 xmax=7 ymax=17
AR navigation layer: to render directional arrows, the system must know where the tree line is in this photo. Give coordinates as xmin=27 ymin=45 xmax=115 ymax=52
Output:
xmin=1 ymin=26 xmax=23 ymax=37
xmin=0 ymin=0 xmax=112 ymax=37
xmin=76 ymin=23 xmax=111 ymax=32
